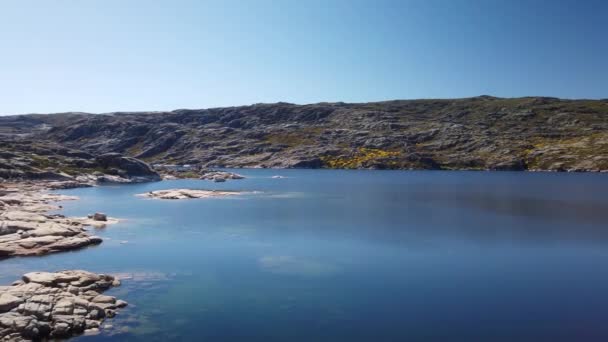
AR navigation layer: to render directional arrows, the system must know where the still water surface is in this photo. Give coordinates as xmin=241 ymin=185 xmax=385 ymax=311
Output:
xmin=2 ymin=170 xmax=608 ymax=341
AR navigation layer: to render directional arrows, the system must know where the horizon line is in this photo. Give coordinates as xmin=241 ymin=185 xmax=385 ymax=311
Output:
xmin=3 ymin=94 xmax=607 ymax=117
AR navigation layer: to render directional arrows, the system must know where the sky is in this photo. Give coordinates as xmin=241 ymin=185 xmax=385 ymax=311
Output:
xmin=0 ymin=0 xmax=606 ymax=114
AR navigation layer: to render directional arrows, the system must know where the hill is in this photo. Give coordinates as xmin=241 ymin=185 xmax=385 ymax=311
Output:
xmin=2 ymin=96 xmax=607 ymax=174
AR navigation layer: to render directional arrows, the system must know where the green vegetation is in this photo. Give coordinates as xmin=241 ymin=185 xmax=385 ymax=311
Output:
xmin=321 ymin=148 xmax=401 ymax=169
xmin=126 ymin=140 xmax=145 ymax=155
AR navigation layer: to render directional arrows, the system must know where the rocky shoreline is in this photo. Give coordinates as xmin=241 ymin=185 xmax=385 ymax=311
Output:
xmin=0 ymin=180 xmax=128 ymax=341
xmin=0 ymin=270 xmax=127 ymax=341
xmin=0 ymin=171 xmax=247 ymax=340
xmin=0 ymin=182 xmax=119 ymax=259
xmin=0 ymin=148 xmax=197 ymax=340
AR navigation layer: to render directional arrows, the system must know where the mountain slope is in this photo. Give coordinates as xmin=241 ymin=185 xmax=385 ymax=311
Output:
xmin=2 ymin=96 xmax=608 ymax=172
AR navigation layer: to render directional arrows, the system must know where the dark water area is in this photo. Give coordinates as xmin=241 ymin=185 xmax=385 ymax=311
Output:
xmin=2 ymin=170 xmax=608 ymax=341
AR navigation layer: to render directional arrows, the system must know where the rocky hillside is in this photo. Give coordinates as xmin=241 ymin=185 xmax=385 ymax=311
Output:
xmin=2 ymin=96 xmax=608 ymax=172
xmin=0 ymin=139 xmax=160 ymax=182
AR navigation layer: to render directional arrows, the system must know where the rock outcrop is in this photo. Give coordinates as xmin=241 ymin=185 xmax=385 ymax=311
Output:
xmin=0 ymin=140 xmax=160 ymax=183
xmin=137 ymin=189 xmax=242 ymax=200
xmin=95 ymin=153 xmax=161 ymax=182
xmin=0 ymin=270 xmax=126 ymax=341
xmin=199 ymin=170 xmax=245 ymax=182
xmin=152 ymin=165 xmax=245 ymax=181
xmin=0 ymin=182 xmax=117 ymax=259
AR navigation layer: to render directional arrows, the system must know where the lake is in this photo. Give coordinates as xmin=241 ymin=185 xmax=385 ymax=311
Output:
xmin=2 ymin=169 xmax=608 ymax=341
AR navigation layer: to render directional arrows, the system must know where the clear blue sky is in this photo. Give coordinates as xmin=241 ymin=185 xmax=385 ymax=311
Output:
xmin=0 ymin=0 xmax=606 ymax=114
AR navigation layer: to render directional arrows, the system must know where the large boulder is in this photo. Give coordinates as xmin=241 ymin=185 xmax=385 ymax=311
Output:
xmin=95 ymin=153 xmax=160 ymax=182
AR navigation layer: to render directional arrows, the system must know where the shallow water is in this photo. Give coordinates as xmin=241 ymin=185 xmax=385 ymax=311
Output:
xmin=2 ymin=170 xmax=608 ymax=341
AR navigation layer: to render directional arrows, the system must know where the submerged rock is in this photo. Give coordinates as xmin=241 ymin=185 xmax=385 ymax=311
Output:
xmin=0 ymin=270 xmax=126 ymax=341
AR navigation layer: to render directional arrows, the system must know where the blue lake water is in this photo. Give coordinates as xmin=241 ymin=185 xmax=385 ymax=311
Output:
xmin=2 ymin=170 xmax=608 ymax=341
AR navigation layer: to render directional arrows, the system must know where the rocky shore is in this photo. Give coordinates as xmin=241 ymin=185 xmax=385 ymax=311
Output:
xmin=137 ymin=188 xmax=243 ymax=200
xmin=0 ymin=152 xmax=162 ymax=340
xmin=0 ymin=182 xmax=119 ymax=259
xmin=0 ymin=270 xmax=127 ymax=341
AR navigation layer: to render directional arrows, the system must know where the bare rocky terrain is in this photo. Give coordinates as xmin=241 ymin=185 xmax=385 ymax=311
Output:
xmin=0 ymin=270 xmax=126 ymax=341
xmin=0 ymin=181 xmax=130 ymax=341
xmin=1 ymin=96 xmax=607 ymax=174
xmin=0 ymin=182 xmax=118 ymax=259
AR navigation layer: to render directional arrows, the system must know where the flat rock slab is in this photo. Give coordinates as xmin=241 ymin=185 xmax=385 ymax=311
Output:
xmin=137 ymin=189 xmax=243 ymax=200
xmin=0 ymin=270 xmax=127 ymax=341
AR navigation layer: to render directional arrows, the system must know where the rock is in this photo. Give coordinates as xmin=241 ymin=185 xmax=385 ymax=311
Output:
xmin=115 ymin=300 xmax=128 ymax=308
xmin=95 ymin=153 xmax=161 ymax=182
xmin=137 ymin=189 xmax=243 ymax=200
xmin=92 ymin=213 xmax=107 ymax=221
xmin=92 ymin=295 xmax=116 ymax=304
xmin=74 ymin=308 xmax=88 ymax=316
xmin=51 ymin=322 xmax=71 ymax=337
xmin=87 ymin=309 xmax=104 ymax=320
xmin=66 ymin=285 xmax=80 ymax=295
xmin=89 ymin=235 xmax=103 ymax=244
xmin=83 ymin=290 xmax=100 ymax=297
xmin=52 ymin=299 xmax=74 ymax=315
xmin=84 ymin=327 xmax=100 ymax=335
xmin=96 ymin=174 xmax=133 ymax=183
xmin=0 ymin=294 xmax=23 ymax=312
xmin=85 ymin=319 xmax=100 ymax=329
xmin=0 ymin=270 xmax=125 ymax=341
xmin=198 ymin=169 xmax=245 ymax=182
xmin=46 ymin=181 xmax=92 ymax=190
xmin=23 ymin=272 xmax=58 ymax=286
